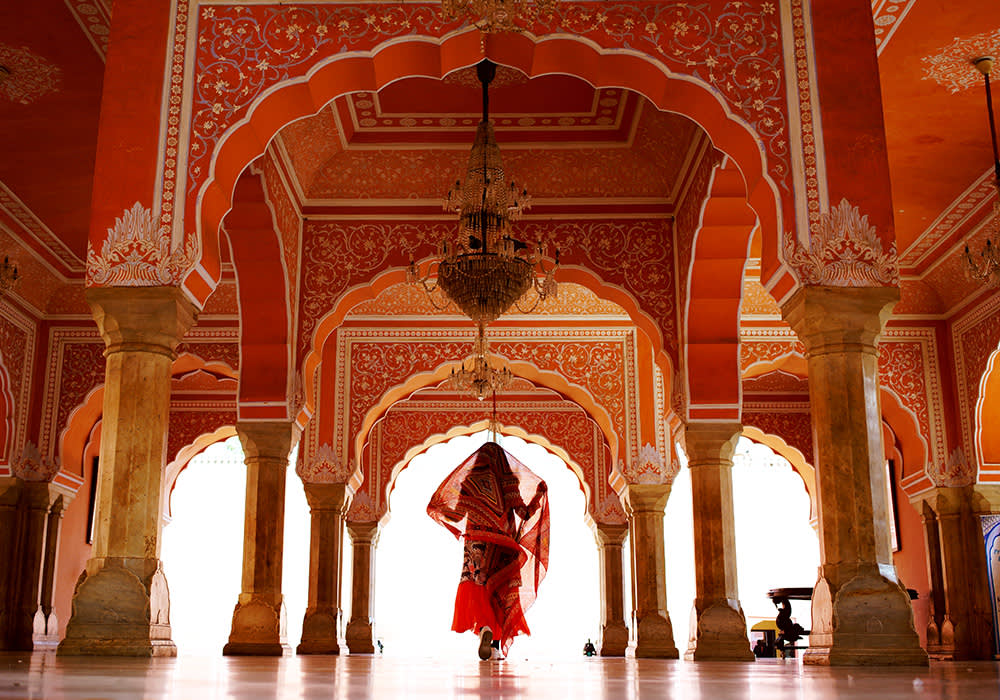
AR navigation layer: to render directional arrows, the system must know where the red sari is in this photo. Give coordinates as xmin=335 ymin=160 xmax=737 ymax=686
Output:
xmin=426 ymin=442 xmax=550 ymax=655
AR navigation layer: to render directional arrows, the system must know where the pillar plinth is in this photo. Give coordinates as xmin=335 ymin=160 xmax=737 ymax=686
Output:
xmin=684 ymin=422 xmax=754 ymax=661
xmin=593 ymin=522 xmax=629 ymax=657
xmin=914 ymin=487 xmax=995 ymax=660
xmin=782 ymin=286 xmax=926 ymax=666
xmin=623 ymin=484 xmax=679 ymax=658
xmin=344 ymin=520 xmax=379 ymax=654
xmin=297 ymin=483 xmax=351 ymax=655
xmin=224 ymin=421 xmax=298 ymax=657
xmin=60 ymin=286 xmax=196 ymax=657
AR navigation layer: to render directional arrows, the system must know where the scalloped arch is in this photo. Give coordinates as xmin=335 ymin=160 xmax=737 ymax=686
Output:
xmin=183 ymin=31 xmax=784 ymax=306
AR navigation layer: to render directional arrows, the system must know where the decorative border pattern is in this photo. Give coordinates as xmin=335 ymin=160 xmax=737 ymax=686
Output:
xmin=39 ymin=329 xmax=104 ymax=463
xmin=952 ymin=293 xmax=1000 ymax=480
xmin=899 ymin=167 xmax=995 ymax=272
xmin=321 ymin=327 xmax=640 ymax=472
xmin=871 ymin=0 xmax=917 ymax=56
xmin=0 ymin=180 xmax=84 ymax=276
xmin=64 ymin=0 xmax=113 ymax=60
xmin=880 ymin=328 xmax=947 ymax=480
xmin=0 ymin=301 xmax=36 ymax=469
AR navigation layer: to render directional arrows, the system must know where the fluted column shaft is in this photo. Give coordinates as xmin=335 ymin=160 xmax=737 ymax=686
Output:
xmin=782 ymin=286 xmax=925 ymax=666
xmin=684 ymin=422 xmax=753 ymax=661
xmin=345 ymin=520 xmax=379 ymax=654
xmin=297 ymin=483 xmax=350 ymax=654
xmin=624 ymin=484 xmax=679 ymax=658
xmin=60 ymin=286 xmax=196 ymax=657
xmin=224 ymin=421 xmax=298 ymax=656
xmin=593 ymin=522 xmax=629 ymax=656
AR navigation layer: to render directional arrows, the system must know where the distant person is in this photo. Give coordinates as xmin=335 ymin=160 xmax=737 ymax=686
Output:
xmin=427 ymin=442 xmax=549 ymax=660
xmin=753 ymin=639 xmax=767 ymax=657
xmin=583 ymin=639 xmax=597 ymax=657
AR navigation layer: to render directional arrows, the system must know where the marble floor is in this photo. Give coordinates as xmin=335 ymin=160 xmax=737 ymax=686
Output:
xmin=1 ymin=653 xmax=998 ymax=699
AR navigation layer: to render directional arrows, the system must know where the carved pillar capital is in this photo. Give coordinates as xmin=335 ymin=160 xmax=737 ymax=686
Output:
xmin=684 ymin=422 xmax=741 ymax=469
xmin=780 ymin=285 xmax=898 ymax=354
xmin=86 ymin=285 xmax=197 ymax=357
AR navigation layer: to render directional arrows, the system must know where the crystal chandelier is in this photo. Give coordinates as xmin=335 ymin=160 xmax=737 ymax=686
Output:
xmin=0 ymin=255 xmax=19 ymax=295
xmin=449 ymin=325 xmax=513 ymax=401
xmin=439 ymin=0 xmax=558 ymax=34
xmin=408 ymin=59 xmax=557 ymax=328
xmin=965 ymin=57 xmax=1000 ymax=286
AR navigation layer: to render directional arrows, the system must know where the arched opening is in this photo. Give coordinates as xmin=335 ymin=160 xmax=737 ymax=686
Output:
xmin=186 ymin=32 xmax=786 ymax=306
xmin=373 ymin=430 xmax=599 ymax=660
xmin=666 ymin=436 xmax=819 ymax=653
xmin=160 ymin=436 xmax=310 ymax=655
xmin=977 ymin=347 xmax=1000 ymax=473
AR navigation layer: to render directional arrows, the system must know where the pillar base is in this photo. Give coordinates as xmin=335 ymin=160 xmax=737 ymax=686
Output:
xmin=58 ymin=558 xmax=176 ymax=657
xmin=32 ymin=609 xmax=60 ymax=650
xmin=223 ymin=596 xmax=290 ymax=657
xmin=345 ymin=618 xmax=375 ymax=654
xmin=802 ymin=566 xmax=928 ymax=667
xmin=296 ymin=608 xmax=342 ymax=655
xmin=599 ymin=622 xmax=629 ymax=657
xmin=685 ymin=600 xmax=754 ymax=661
xmin=633 ymin=614 xmax=679 ymax=658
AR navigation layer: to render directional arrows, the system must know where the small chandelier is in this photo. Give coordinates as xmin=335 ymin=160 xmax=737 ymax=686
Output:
xmin=0 ymin=255 xmax=19 ymax=295
xmin=408 ymin=59 xmax=557 ymax=327
xmin=449 ymin=325 xmax=513 ymax=401
xmin=964 ymin=57 xmax=1000 ymax=286
xmin=439 ymin=0 xmax=558 ymax=34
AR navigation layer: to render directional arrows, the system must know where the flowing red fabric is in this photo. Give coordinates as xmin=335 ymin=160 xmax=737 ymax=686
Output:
xmin=426 ymin=442 xmax=549 ymax=654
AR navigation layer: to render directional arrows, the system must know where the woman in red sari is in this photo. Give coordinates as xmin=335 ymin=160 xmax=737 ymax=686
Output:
xmin=427 ymin=442 xmax=550 ymax=659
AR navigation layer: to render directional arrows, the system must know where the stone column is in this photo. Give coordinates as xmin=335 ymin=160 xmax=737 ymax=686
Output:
xmin=684 ymin=422 xmax=754 ymax=661
xmin=593 ymin=522 xmax=629 ymax=657
xmin=782 ymin=286 xmax=926 ymax=666
xmin=916 ymin=500 xmax=951 ymax=657
xmin=60 ymin=286 xmax=196 ymax=657
xmin=915 ymin=487 xmax=994 ymax=660
xmin=297 ymin=482 xmax=350 ymax=655
xmin=0 ymin=480 xmax=53 ymax=650
xmin=345 ymin=520 xmax=379 ymax=654
xmin=623 ymin=484 xmax=679 ymax=658
xmin=34 ymin=492 xmax=69 ymax=648
xmin=224 ymin=421 xmax=298 ymax=656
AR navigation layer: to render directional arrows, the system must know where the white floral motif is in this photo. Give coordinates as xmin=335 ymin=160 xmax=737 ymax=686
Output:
xmin=86 ymin=202 xmax=198 ymax=287
xmin=296 ymin=442 xmax=354 ymax=484
xmin=785 ymin=198 xmax=899 ymax=287
xmin=620 ymin=443 xmax=674 ymax=485
xmin=921 ymin=29 xmax=1000 ymax=94
xmin=926 ymin=447 xmax=977 ymax=488
xmin=594 ymin=492 xmax=627 ymax=525
xmin=0 ymin=44 xmax=62 ymax=105
xmin=12 ymin=441 xmax=60 ymax=482
xmin=346 ymin=489 xmax=378 ymax=522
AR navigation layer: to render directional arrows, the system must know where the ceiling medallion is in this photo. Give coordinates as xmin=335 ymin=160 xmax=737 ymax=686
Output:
xmin=964 ymin=57 xmax=1000 ymax=286
xmin=439 ymin=0 xmax=558 ymax=34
